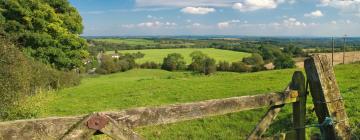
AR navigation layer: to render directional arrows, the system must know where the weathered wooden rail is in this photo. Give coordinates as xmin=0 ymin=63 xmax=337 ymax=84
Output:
xmin=0 ymin=55 xmax=351 ymax=140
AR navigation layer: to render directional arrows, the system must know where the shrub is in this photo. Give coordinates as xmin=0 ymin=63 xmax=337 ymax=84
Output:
xmin=242 ymin=53 xmax=264 ymax=65
xmin=274 ymin=55 xmax=295 ymax=69
xmin=203 ymin=58 xmax=217 ymax=75
xmin=188 ymin=51 xmax=217 ymax=75
xmin=231 ymin=61 xmax=251 ymax=72
xmin=0 ymin=38 xmax=80 ymax=120
xmin=161 ymin=53 xmax=186 ymax=71
xmin=96 ymin=55 xmax=117 ymax=74
xmin=140 ymin=61 xmax=161 ymax=69
xmin=217 ymin=61 xmax=231 ymax=71
xmin=251 ymin=64 xmax=266 ymax=72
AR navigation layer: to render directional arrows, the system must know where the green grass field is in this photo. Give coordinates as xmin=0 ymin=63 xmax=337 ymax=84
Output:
xmin=107 ymin=48 xmax=251 ymax=64
xmin=36 ymin=63 xmax=360 ymax=139
xmin=93 ymin=38 xmax=157 ymax=46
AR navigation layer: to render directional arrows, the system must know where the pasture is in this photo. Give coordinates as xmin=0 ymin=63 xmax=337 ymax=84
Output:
xmin=107 ymin=48 xmax=251 ymax=64
xmin=35 ymin=63 xmax=360 ymax=139
xmin=93 ymin=38 xmax=157 ymax=46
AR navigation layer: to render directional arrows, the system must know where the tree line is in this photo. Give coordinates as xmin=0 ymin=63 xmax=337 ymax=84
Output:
xmin=97 ymin=50 xmax=295 ymax=76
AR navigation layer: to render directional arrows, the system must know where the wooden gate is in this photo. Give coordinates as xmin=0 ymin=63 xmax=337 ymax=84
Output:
xmin=0 ymin=55 xmax=351 ymax=140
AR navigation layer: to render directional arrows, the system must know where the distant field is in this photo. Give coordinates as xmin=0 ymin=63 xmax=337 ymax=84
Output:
xmin=107 ymin=48 xmax=251 ymax=64
xmin=93 ymin=38 xmax=157 ymax=46
xmin=35 ymin=63 xmax=360 ymax=139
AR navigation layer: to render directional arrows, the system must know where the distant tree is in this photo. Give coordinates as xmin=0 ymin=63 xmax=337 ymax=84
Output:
xmin=0 ymin=0 xmax=88 ymax=70
xmin=161 ymin=53 xmax=186 ymax=71
xmin=283 ymin=45 xmax=305 ymax=57
xmin=96 ymin=55 xmax=117 ymax=74
xmin=203 ymin=58 xmax=216 ymax=75
xmin=188 ymin=51 xmax=216 ymax=75
xmin=231 ymin=61 xmax=251 ymax=72
xmin=140 ymin=61 xmax=160 ymax=69
xmin=274 ymin=55 xmax=295 ymax=69
xmin=242 ymin=53 xmax=264 ymax=65
xmin=217 ymin=61 xmax=231 ymax=71
xmin=188 ymin=51 xmax=207 ymax=71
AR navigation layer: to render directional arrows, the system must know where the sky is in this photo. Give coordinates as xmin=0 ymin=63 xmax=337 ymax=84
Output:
xmin=69 ymin=0 xmax=360 ymax=37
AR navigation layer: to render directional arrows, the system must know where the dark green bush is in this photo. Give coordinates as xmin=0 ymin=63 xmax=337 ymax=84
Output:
xmin=242 ymin=53 xmax=264 ymax=65
xmin=217 ymin=61 xmax=231 ymax=71
xmin=161 ymin=53 xmax=186 ymax=71
xmin=140 ymin=61 xmax=161 ymax=69
xmin=188 ymin=51 xmax=217 ymax=75
xmin=0 ymin=38 xmax=80 ymax=120
xmin=231 ymin=61 xmax=251 ymax=72
xmin=274 ymin=55 xmax=295 ymax=69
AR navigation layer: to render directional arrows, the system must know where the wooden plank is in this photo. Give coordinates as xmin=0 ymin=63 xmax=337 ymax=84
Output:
xmin=100 ymin=115 xmax=143 ymax=140
xmin=304 ymin=55 xmax=351 ymax=139
xmin=60 ymin=114 xmax=96 ymax=140
xmin=246 ymin=105 xmax=284 ymax=140
xmin=290 ymin=71 xmax=306 ymax=140
xmin=0 ymin=91 xmax=297 ymax=140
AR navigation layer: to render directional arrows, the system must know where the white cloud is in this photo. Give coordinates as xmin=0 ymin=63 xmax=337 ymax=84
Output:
xmin=304 ymin=10 xmax=324 ymax=18
xmin=318 ymin=0 xmax=360 ymax=16
xmin=136 ymin=0 xmax=238 ymax=7
xmin=283 ymin=18 xmax=307 ymax=27
xmin=192 ymin=23 xmax=202 ymax=27
xmin=181 ymin=7 xmax=216 ymax=15
xmin=233 ymin=0 xmax=284 ymax=12
xmin=136 ymin=21 xmax=177 ymax=28
xmin=217 ymin=19 xmax=242 ymax=29
xmin=218 ymin=22 xmax=230 ymax=28
xmin=147 ymin=15 xmax=164 ymax=20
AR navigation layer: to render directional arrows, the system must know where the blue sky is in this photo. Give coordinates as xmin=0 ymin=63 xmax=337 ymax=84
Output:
xmin=69 ymin=0 xmax=360 ymax=37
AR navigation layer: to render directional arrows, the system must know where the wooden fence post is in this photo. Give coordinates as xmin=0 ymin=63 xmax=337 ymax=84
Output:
xmin=290 ymin=71 xmax=306 ymax=140
xmin=304 ymin=55 xmax=351 ymax=139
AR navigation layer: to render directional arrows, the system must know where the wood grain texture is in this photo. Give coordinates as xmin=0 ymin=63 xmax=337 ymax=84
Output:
xmin=305 ymin=55 xmax=351 ymax=140
xmin=0 ymin=91 xmax=296 ymax=140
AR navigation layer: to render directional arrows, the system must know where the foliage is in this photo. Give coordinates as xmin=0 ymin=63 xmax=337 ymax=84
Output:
xmin=188 ymin=51 xmax=217 ymax=75
xmin=231 ymin=61 xmax=251 ymax=72
xmin=274 ymin=54 xmax=296 ymax=69
xmin=217 ymin=61 xmax=231 ymax=71
xmin=96 ymin=52 xmax=144 ymax=74
xmin=140 ymin=61 xmax=161 ymax=69
xmin=242 ymin=53 xmax=264 ymax=65
xmin=114 ymin=48 xmax=250 ymax=64
xmin=96 ymin=55 xmax=117 ymax=74
xmin=161 ymin=53 xmax=186 ymax=71
xmin=283 ymin=45 xmax=306 ymax=57
xmin=0 ymin=39 xmax=80 ymax=120
xmin=0 ymin=0 xmax=88 ymax=70
xmin=259 ymin=46 xmax=283 ymax=61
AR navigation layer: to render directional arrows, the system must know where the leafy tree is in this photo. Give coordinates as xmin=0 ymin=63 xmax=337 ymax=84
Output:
xmin=274 ymin=55 xmax=295 ymax=69
xmin=96 ymin=55 xmax=117 ymax=74
xmin=242 ymin=53 xmax=264 ymax=65
xmin=161 ymin=53 xmax=186 ymax=71
xmin=188 ymin=51 xmax=217 ymax=75
xmin=203 ymin=58 xmax=216 ymax=75
xmin=283 ymin=45 xmax=305 ymax=57
xmin=231 ymin=61 xmax=251 ymax=72
xmin=217 ymin=61 xmax=231 ymax=71
xmin=0 ymin=0 xmax=88 ymax=70
xmin=140 ymin=61 xmax=160 ymax=69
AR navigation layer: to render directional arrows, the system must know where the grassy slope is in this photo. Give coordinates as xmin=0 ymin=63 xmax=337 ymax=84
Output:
xmin=107 ymin=48 xmax=251 ymax=64
xmin=40 ymin=64 xmax=360 ymax=139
